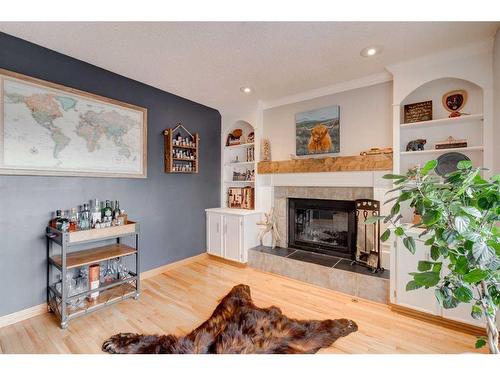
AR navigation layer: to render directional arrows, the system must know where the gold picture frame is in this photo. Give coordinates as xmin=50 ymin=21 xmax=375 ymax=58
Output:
xmin=0 ymin=68 xmax=147 ymax=178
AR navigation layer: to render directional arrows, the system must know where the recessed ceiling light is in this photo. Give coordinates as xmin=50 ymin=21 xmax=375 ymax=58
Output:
xmin=240 ymin=86 xmax=252 ymax=94
xmin=360 ymin=45 xmax=383 ymax=57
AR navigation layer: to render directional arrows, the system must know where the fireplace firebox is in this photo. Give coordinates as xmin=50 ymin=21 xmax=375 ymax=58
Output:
xmin=288 ymin=198 xmax=357 ymax=259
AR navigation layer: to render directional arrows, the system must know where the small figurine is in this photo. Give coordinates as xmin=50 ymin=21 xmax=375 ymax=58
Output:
xmin=257 ymin=208 xmax=281 ymax=249
xmin=406 ymin=139 xmax=426 ymax=152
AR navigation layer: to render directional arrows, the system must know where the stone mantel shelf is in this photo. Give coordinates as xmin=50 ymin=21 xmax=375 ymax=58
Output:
xmin=257 ymin=154 xmax=393 ymax=174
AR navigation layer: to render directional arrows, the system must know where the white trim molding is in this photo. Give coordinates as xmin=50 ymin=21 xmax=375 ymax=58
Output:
xmin=262 ymin=71 xmax=393 ymax=109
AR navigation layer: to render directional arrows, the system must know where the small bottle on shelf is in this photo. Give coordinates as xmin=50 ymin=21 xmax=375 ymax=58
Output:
xmin=101 ymin=200 xmax=113 ymax=224
xmin=79 ymin=203 xmax=91 ymax=230
xmin=50 ymin=210 xmax=63 ymax=229
xmin=91 ymin=199 xmax=101 ymax=228
xmin=56 ymin=210 xmax=69 ymax=232
xmin=69 ymin=208 xmax=78 ymax=232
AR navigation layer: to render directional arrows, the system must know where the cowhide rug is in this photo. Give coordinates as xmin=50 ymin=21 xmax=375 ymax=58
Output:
xmin=102 ymin=284 xmax=357 ymax=354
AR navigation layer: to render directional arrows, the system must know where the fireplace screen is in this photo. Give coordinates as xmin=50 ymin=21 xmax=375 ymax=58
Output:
xmin=288 ymin=198 xmax=356 ymax=258
xmin=295 ymin=208 xmax=349 ymax=248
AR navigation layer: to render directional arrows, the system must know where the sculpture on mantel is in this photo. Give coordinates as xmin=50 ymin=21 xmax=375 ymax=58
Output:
xmin=257 ymin=208 xmax=281 ymax=249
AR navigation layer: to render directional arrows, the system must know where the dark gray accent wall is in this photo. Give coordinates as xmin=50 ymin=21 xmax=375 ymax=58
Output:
xmin=0 ymin=32 xmax=221 ymax=316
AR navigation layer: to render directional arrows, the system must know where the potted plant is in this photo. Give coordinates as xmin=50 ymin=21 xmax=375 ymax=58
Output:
xmin=367 ymin=160 xmax=499 ymax=354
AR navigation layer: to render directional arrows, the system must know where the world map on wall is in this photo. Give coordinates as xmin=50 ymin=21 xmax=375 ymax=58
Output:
xmin=2 ymin=77 xmax=145 ymax=175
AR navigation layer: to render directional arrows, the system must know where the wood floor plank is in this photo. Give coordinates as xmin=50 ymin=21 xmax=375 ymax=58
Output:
xmin=0 ymin=256 xmax=486 ymax=354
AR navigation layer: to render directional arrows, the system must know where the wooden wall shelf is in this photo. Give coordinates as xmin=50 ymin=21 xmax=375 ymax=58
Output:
xmin=164 ymin=124 xmax=199 ymax=173
xmin=257 ymin=154 xmax=393 ymax=174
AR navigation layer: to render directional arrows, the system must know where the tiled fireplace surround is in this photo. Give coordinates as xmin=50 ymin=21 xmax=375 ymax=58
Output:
xmin=248 ymin=186 xmax=389 ymax=304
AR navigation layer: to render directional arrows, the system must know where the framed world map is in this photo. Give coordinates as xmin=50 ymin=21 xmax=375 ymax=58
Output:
xmin=0 ymin=69 xmax=147 ymax=178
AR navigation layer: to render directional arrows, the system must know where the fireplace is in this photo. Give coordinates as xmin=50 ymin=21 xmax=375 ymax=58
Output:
xmin=288 ymin=198 xmax=357 ymax=259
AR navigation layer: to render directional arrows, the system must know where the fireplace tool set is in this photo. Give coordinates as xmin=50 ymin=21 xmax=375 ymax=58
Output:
xmin=353 ymin=199 xmax=384 ymax=274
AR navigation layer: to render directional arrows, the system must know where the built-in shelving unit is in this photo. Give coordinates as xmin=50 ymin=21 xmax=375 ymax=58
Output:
xmin=395 ymin=77 xmax=485 ymax=225
xmin=223 ymin=120 xmax=256 ymax=210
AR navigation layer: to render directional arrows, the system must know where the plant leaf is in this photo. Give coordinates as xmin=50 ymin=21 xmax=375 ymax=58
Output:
xmin=364 ymin=215 xmax=384 ymax=224
xmin=417 ymin=261 xmax=433 ymax=272
xmin=412 ymin=272 xmax=440 ymax=287
xmin=453 ymin=286 xmax=473 ymax=303
xmin=406 ymin=280 xmax=423 ymax=291
xmin=454 ymin=216 xmax=470 ymax=234
xmin=471 ymin=304 xmax=482 ymax=320
xmin=383 ymin=174 xmax=407 ymax=180
xmin=430 ymin=245 xmax=440 ymax=261
xmin=457 ymin=160 xmax=472 ymax=170
xmin=472 ymin=241 xmax=495 ymax=267
xmin=403 ymin=236 xmax=416 ymax=254
xmin=423 ymin=210 xmax=441 ymax=226
xmin=395 ymin=227 xmax=404 ymax=236
xmin=475 ymin=338 xmax=486 ymax=349
xmin=380 ymin=228 xmax=391 ymax=242
xmin=461 ymin=206 xmax=482 ymax=218
xmin=463 ymin=269 xmax=489 ymax=284
xmin=421 ymin=160 xmax=438 ymax=175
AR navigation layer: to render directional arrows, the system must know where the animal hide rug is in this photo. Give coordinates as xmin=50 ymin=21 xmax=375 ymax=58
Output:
xmin=102 ymin=284 xmax=357 ymax=354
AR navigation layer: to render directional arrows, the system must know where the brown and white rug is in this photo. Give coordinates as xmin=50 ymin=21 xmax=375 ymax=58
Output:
xmin=102 ymin=284 xmax=357 ymax=354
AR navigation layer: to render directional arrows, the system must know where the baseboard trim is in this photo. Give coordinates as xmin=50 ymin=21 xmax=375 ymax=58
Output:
xmin=140 ymin=253 xmax=209 ymax=280
xmin=0 ymin=303 xmax=47 ymax=329
xmin=0 ymin=253 xmax=209 ymax=329
xmin=207 ymin=253 xmax=247 ymax=268
xmin=389 ymin=303 xmax=485 ymax=337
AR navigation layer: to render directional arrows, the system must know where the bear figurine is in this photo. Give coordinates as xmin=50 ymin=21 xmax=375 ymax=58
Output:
xmin=406 ymin=139 xmax=426 ymax=152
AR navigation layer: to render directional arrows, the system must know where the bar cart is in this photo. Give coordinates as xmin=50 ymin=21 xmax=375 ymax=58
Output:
xmin=46 ymin=221 xmax=140 ymax=329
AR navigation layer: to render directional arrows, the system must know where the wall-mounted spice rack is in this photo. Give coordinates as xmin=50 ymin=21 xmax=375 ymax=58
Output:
xmin=163 ymin=123 xmax=200 ymax=173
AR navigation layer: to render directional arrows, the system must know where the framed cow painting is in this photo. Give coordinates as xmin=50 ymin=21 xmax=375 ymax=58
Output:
xmin=295 ymin=105 xmax=340 ymax=156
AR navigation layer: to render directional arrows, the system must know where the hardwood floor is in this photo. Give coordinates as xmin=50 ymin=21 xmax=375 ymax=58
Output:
xmin=0 ymin=256 xmax=485 ymax=354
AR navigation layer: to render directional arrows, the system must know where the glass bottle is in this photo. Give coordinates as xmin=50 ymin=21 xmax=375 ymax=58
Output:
xmin=91 ymin=199 xmax=101 ymax=228
xmin=50 ymin=210 xmax=62 ymax=228
xmin=79 ymin=203 xmax=91 ymax=230
xmin=56 ymin=210 xmax=69 ymax=232
xmin=69 ymin=208 xmax=78 ymax=232
xmin=102 ymin=200 xmax=113 ymax=224
xmin=113 ymin=201 xmax=120 ymax=220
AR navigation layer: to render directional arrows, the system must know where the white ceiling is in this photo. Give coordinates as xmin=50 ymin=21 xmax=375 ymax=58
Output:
xmin=0 ymin=22 xmax=498 ymax=115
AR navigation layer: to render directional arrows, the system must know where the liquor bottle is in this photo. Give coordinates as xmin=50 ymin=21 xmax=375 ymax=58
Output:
xmin=113 ymin=200 xmax=120 ymax=221
xmin=101 ymin=200 xmax=113 ymax=224
xmin=56 ymin=210 xmax=69 ymax=232
xmin=69 ymin=208 xmax=78 ymax=232
xmin=50 ymin=210 xmax=63 ymax=229
xmin=91 ymin=199 xmax=101 ymax=228
xmin=79 ymin=203 xmax=91 ymax=230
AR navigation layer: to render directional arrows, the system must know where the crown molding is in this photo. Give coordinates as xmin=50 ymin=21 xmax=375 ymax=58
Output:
xmin=261 ymin=71 xmax=393 ymax=110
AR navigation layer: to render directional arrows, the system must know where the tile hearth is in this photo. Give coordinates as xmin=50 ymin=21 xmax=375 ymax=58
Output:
xmin=248 ymin=246 xmax=389 ymax=304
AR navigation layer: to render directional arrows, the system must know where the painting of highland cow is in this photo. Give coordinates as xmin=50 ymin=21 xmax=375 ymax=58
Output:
xmin=295 ymin=106 xmax=340 ymax=156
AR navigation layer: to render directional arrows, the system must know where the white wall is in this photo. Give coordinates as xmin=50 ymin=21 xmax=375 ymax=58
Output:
xmin=262 ymin=81 xmax=393 ymax=160
xmin=494 ymin=28 xmax=500 ymax=174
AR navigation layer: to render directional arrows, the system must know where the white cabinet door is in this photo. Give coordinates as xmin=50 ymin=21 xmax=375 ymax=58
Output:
xmin=206 ymin=213 xmax=222 ymax=257
xmin=223 ymin=215 xmax=243 ymax=262
xmin=395 ymin=236 xmax=440 ymax=315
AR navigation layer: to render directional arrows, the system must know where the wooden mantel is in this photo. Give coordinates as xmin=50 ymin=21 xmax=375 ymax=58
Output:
xmin=257 ymin=154 xmax=393 ymax=174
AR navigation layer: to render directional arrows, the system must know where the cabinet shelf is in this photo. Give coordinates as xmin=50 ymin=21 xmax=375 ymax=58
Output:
xmin=224 ymin=180 xmax=255 ymax=184
xmin=225 ymin=161 xmax=255 ymax=166
xmin=400 ymin=113 xmax=483 ymax=129
xmin=225 ymin=143 xmax=255 ymax=150
xmin=50 ymin=243 xmax=137 ymax=270
xmin=164 ymin=124 xmax=199 ymax=174
xmin=400 ymin=146 xmax=483 ymax=156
